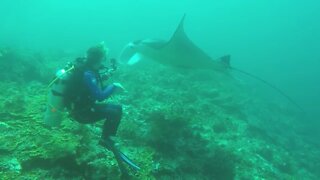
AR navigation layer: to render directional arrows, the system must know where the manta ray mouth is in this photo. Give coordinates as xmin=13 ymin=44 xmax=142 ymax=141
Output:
xmin=119 ymin=42 xmax=138 ymax=64
xmin=127 ymin=53 xmax=143 ymax=65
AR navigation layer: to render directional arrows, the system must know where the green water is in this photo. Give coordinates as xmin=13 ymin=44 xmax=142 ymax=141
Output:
xmin=1 ymin=0 xmax=319 ymax=113
xmin=0 ymin=0 xmax=319 ymax=179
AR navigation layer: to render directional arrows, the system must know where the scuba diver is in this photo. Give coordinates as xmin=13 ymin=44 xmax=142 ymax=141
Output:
xmin=68 ymin=44 xmax=123 ymax=147
xmin=44 ymin=43 xmax=140 ymax=178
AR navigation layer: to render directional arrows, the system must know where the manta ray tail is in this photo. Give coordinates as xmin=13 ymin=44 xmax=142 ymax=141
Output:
xmin=233 ymin=67 xmax=304 ymax=112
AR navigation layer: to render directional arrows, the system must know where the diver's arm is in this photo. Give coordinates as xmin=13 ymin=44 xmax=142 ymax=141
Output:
xmin=84 ymin=71 xmax=116 ymax=101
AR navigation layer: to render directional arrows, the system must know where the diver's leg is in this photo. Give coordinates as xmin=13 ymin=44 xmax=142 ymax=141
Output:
xmin=72 ymin=105 xmax=106 ymax=124
xmin=93 ymin=104 xmax=122 ymax=139
xmin=93 ymin=104 xmax=128 ymax=176
xmin=74 ymin=105 xmax=128 ymax=176
xmin=103 ymin=104 xmax=122 ymax=139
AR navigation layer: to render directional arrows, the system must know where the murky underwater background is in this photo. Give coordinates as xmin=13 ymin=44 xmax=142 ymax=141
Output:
xmin=0 ymin=0 xmax=319 ymax=179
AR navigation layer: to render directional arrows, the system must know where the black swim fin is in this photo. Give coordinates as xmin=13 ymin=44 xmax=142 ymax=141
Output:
xmin=101 ymin=140 xmax=141 ymax=172
xmin=118 ymin=150 xmax=141 ymax=171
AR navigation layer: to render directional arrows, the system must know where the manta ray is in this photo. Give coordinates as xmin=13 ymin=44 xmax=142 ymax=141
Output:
xmin=120 ymin=15 xmax=231 ymax=71
xmin=119 ymin=15 xmax=303 ymax=111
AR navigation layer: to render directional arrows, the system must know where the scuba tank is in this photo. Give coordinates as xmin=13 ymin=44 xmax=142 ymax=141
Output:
xmin=44 ymin=63 xmax=74 ymax=127
xmin=43 ymin=57 xmax=118 ymax=127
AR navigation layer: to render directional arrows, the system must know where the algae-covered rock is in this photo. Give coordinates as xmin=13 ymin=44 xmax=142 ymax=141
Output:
xmin=0 ymin=48 xmax=318 ymax=179
xmin=0 ymin=48 xmax=52 ymax=83
xmin=0 ymin=157 xmax=21 ymax=173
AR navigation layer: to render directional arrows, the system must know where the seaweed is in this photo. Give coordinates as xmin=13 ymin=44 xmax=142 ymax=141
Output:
xmin=145 ymin=110 xmax=236 ymax=179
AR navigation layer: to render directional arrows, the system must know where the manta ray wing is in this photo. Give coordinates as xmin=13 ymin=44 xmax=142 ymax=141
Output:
xmin=158 ymin=15 xmax=216 ymax=69
xmin=150 ymin=15 xmax=229 ymax=71
xmin=120 ymin=15 xmax=229 ymax=70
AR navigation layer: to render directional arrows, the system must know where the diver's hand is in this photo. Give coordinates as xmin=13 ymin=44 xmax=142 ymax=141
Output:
xmin=113 ymin=83 xmax=126 ymax=93
xmin=113 ymin=83 xmax=125 ymax=90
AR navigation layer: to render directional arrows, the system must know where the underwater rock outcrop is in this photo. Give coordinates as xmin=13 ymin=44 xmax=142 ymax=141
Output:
xmin=0 ymin=48 xmax=51 ymax=83
xmin=0 ymin=51 xmax=318 ymax=179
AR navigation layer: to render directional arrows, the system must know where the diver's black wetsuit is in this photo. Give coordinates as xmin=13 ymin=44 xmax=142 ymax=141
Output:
xmin=69 ymin=68 xmax=140 ymax=175
xmin=71 ymin=70 xmax=122 ymax=139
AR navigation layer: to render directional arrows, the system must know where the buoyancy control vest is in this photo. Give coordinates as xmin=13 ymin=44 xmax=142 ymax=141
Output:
xmin=44 ymin=58 xmax=92 ymax=127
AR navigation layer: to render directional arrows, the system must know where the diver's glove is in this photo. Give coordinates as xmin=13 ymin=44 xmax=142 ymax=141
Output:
xmin=113 ymin=83 xmax=126 ymax=93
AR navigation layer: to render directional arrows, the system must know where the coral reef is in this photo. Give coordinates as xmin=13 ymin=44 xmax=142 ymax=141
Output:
xmin=0 ymin=48 xmax=53 ymax=83
xmin=0 ymin=49 xmax=319 ymax=179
